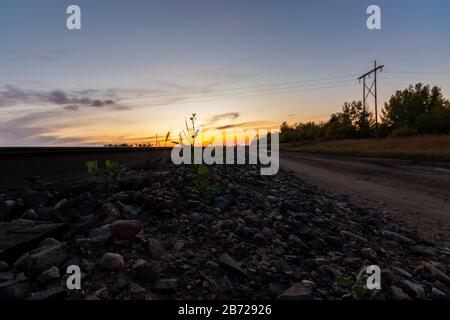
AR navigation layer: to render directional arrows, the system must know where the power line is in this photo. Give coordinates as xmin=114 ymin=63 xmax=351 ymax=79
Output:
xmin=126 ymin=82 xmax=357 ymax=108
xmin=121 ymin=73 xmax=359 ymax=102
xmin=142 ymin=79 xmax=357 ymax=101
xmin=380 ymin=76 xmax=450 ymax=81
xmin=108 ymin=68 xmax=450 ymax=111
xmin=384 ymin=71 xmax=450 ymax=75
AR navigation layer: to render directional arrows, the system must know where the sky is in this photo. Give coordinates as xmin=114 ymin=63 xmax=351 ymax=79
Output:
xmin=1 ymin=0 xmax=450 ymax=146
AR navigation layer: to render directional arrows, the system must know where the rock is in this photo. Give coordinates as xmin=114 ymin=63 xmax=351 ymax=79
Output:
xmin=148 ymin=238 xmax=166 ymax=258
xmin=0 ymin=260 xmax=8 ymax=271
xmin=392 ymin=266 xmax=412 ymax=278
xmin=4 ymin=200 xmax=15 ymax=207
xmin=0 ymin=201 xmax=14 ymax=221
xmin=0 ymin=220 xmax=65 ymax=264
xmin=382 ymin=231 xmax=415 ymax=245
xmin=103 ymin=207 xmax=120 ymax=225
xmin=325 ymin=236 xmax=343 ymax=248
xmin=252 ymin=233 xmax=266 ymax=246
xmin=53 ymin=199 xmax=67 ymax=211
xmin=20 ymin=238 xmax=68 ymax=276
xmin=217 ymin=254 xmax=247 ymax=276
xmin=89 ymin=225 xmax=111 ymax=243
xmin=422 ymin=262 xmax=450 ymax=284
xmin=23 ymin=191 xmax=50 ymax=209
xmin=154 ymin=279 xmax=178 ymax=292
xmin=0 ymin=280 xmax=29 ymax=299
xmin=100 ymin=253 xmax=125 ymax=271
xmin=381 ymin=268 xmax=395 ymax=285
xmin=160 ymin=223 xmax=177 ymax=234
xmin=37 ymin=266 xmax=60 ymax=285
xmin=216 ymin=219 xmax=235 ymax=230
xmin=78 ymin=215 xmax=99 ymax=234
xmin=267 ymin=195 xmax=280 ymax=203
xmin=28 ymin=286 xmax=66 ymax=300
xmin=132 ymin=259 xmax=147 ymax=270
xmin=235 ymin=227 xmax=256 ymax=239
xmin=110 ymin=220 xmax=143 ymax=240
xmin=340 ymin=231 xmax=367 ymax=243
xmin=102 ymin=203 xmax=116 ymax=214
xmin=21 ymin=209 xmax=39 ymax=220
xmin=116 ymin=201 xmax=138 ymax=219
xmin=431 ymin=287 xmax=448 ymax=300
xmin=361 ymin=248 xmax=377 ymax=261
xmin=277 ymin=283 xmax=314 ymax=300
xmin=129 ymin=283 xmax=151 ymax=300
xmin=390 ymin=286 xmax=410 ymax=300
xmin=172 ymin=241 xmax=184 ymax=252
xmin=0 ymin=272 xmax=15 ymax=282
xmin=343 ymin=257 xmax=362 ymax=268
xmin=400 ymin=280 xmax=425 ymax=299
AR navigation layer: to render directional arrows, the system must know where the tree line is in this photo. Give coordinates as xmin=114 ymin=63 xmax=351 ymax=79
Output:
xmin=280 ymin=83 xmax=450 ymax=142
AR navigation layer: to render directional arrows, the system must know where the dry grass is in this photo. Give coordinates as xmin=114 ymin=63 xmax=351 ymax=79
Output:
xmin=281 ymin=135 xmax=450 ymax=162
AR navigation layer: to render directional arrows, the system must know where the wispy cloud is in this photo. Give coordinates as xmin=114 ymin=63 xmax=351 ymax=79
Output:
xmin=0 ymin=85 xmax=116 ymax=110
xmin=215 ymin=120 xmax=277 ymax=131
xmin=0 ymin=110 xmax=105 ymax=146
xmin=205 ymin=112 xmax=240 ymax=126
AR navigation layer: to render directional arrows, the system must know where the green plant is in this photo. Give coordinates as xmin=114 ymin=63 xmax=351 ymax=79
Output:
xmin=85 ymin=160 xmax=98 ymax=175
xmin=336 ymin=268 xmax=380 ymax=300
xmin=85 ymin=160 xmax=124 ymax=194
xmin=193 ymin=164 xmax=211 ymax=197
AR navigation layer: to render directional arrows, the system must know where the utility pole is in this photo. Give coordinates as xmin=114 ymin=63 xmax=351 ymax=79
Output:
xmin=358 ymin=61 xmax=384 ymax=137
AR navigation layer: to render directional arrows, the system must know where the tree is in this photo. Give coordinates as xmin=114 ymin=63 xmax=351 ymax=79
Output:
xmin=323 ymin=101 xmax=373 ymax=139
xmin=382 ymin=83 xmax=450 ymax=134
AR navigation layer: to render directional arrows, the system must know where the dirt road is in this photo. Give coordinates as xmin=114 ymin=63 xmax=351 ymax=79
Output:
xmin=280 ymin=152 xmax=450 ymax=244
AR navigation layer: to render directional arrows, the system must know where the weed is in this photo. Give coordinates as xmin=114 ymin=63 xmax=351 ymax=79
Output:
xmin=85 ymin=160 xmax=124 ymax=194
xmin=193 ymin=164 xmax=211 ymax=197
xmin=336 ymin=268 xmax=380 ymax=300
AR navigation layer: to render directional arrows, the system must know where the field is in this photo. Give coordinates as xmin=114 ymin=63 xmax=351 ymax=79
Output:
xmin=281 ymin=135 xmax=450 ymax=162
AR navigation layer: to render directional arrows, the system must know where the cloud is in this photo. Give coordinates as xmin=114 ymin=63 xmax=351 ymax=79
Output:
xmin=215 ymin=120 xmax=277 ymax=131
xmin=206 ymin=112 xmax=240 ymax=126
xmin=0 ymin=85 xmax=117 ymax=110
xmin=0 ymin=110 xmax=103 ymax=146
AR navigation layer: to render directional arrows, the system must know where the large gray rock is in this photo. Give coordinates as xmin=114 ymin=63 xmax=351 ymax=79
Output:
xmin=277 ymin=283 xmax=314 ymax=300
xmin=0 ymin=220 xmax=65 ymax=264
xmin=15 ymin=238 xmax=69 ymax=276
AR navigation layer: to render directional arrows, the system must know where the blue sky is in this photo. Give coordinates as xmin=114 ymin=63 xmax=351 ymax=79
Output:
xmin=1 ymin=0 xmax=450 ymax=146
